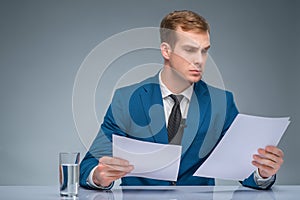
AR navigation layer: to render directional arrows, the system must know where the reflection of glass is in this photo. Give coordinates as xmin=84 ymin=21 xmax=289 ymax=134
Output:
xmin=83 ymin=190 xmax=115 ymax=200
xmin=59 ymin=152 xmax=80 ymax=197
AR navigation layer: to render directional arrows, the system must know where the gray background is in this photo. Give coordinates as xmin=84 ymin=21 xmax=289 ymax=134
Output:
xmin=0 ymin=0 xmax=299 ymax=186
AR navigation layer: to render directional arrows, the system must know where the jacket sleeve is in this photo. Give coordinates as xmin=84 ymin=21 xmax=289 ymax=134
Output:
xmin=241 ymin=173 xmax=276 ymax=190
xmin=79 ymin=89 xmax=129 ymax=189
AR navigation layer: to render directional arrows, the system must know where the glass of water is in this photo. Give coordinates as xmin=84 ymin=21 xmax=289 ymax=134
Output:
xmin=59 ymin=152 xmax=80 ymax=197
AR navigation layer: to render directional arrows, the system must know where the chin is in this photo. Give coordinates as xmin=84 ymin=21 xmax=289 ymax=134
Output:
xmin=188 ymin=77 xmax=202 ymax=83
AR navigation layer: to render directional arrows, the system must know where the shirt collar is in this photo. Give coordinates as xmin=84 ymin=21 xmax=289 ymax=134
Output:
xmin=159 ymin=70 xmax=194 ymax=101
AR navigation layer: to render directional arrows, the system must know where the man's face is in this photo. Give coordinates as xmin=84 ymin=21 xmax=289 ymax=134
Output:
xmin=168 ymin=27 xmax=210 ymax=84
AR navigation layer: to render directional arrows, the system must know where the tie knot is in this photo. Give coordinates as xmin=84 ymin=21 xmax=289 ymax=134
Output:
xmin=169 ymin=94 xmax=183 ymax=105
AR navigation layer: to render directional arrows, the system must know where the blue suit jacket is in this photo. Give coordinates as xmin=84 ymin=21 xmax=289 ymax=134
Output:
xmin=80 ymin=74 xmax=274 ymax=189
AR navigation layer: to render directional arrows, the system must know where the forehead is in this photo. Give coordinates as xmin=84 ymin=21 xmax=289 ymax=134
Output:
xmin=174 ymin=27 xmax=210 ymax=48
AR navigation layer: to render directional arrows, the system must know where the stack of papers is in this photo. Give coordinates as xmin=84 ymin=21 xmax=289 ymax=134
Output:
xmin=113 ymin=135 xmax=182 ymax=181
xmin=193 ymin=114 xmax=290 ymax=180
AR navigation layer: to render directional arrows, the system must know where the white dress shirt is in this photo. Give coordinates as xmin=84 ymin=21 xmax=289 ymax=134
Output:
xmin=158 ymin=70 xmax=194 ymax=124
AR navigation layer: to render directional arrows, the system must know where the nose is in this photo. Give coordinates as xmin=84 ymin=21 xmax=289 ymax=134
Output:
xmin=192 ymin=52 xmax=203 ymax=69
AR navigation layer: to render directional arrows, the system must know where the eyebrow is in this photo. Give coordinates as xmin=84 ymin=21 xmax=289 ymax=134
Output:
xmin=182 ymin=44 xmax=211 ymax=50
xmin=204 ymin=45 xmax=211 ymax=50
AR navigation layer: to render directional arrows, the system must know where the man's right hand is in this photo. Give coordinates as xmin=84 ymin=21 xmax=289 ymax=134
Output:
xmin=92 ymin=156 xmax=134 ymax=187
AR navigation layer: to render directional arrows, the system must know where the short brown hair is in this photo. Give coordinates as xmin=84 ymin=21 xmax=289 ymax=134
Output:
xmin=160 ymin=10 xmax=210 ymax=47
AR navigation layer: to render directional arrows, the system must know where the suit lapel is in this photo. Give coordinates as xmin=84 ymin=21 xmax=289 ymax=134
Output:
xmin=181 ymin=81 xmax=210 ymax=155
xmin=138 ymin=75 xmax=169 ymax=144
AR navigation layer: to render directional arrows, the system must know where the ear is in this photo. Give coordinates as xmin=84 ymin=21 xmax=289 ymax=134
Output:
xmin=160 ymin=42 xmax=171 ymax=60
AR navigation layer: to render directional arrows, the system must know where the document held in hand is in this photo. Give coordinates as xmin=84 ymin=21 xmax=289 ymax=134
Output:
xmin=193 ymin=114 xmax=290 ymax=180
xmin=113 ymin=134 xmax=182 ymax=181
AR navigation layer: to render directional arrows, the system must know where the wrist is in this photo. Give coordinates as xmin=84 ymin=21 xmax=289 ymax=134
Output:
xmin=92 ymin=173 xmax=101 ymax=186
xmin=87 ymin=166 xmax=114 ymax=189
xmin=257 ymin=168 xmax=270 ymax=179
xmin=92 ymin=171 xmax=107 ymax=187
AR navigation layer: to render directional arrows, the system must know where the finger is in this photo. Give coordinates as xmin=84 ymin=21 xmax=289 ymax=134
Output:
xmin=258 ymin=146 xmax=283 ymax=159
xmin=257 ymin=146 xmax=284 ymax=166
xmin=252 ymin=160 xmax=274 ymax=171
xmin=99 ymin=156 xmax=130 ymax=166
xmin=98 ymin=157 xmax=134 ymax=173
xmin=104 ymin=171 xmax=128 ymax=178
xmin=252 ymin=160 xmax=277 ymax=177
xmin=256 ymin=150 xmax=283 ymax=165
xmin=100 ymin=162 xmax=134 ymax=173
xmin=253 ymin=154 xmax=278 ymax=169
xmin=265 ymin=146 xmax=284 ymax=158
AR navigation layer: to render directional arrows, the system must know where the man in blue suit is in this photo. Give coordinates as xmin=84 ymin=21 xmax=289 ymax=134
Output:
xmin=80 ymin=10 xmax=284 ymax=190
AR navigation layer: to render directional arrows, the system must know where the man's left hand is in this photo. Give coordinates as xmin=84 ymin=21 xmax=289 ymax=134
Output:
xmin=252 ymin=145 xmax=284 ymax=178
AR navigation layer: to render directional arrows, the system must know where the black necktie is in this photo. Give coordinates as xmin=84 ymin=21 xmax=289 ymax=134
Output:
xmin=167 ymin=94 xmax=182 ymax=143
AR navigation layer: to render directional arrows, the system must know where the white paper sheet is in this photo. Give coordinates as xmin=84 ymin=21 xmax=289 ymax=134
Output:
xmin=193 ymin=114 xmax=290 ymax=180
xmin=112 ymin=134 xmax=182 ymax=181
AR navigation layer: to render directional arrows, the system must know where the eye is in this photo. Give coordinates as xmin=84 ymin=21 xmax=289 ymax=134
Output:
xmin=184 ymin=48 xmax=192 ymax=52
xmin=202 ymin=46 xmax=210 ymax=55
xmin=201 ymin=48 xmax=209 ymax=54
xmin=184 ymin=47 xmax=197 ymax=53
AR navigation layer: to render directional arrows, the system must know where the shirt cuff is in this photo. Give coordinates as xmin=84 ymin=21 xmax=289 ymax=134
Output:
xmin=86 ymin=166 xmax=114 ymax=190
xmin=254 ymin=168 xmax=275 ymax=189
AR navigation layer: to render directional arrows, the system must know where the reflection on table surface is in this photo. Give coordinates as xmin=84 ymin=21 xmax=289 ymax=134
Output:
xmin=1 ymin=185 xmax=299 ymax=200
xmin=79 ymin=185 xmax=299 ymax=200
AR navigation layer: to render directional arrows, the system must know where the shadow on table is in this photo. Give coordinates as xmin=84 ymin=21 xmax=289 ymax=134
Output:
xmin=231 ymin=186 xmax=275 ymax=200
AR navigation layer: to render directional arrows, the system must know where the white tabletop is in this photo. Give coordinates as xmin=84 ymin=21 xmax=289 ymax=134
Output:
xmin=1 ymin=185 xmax=300 ymax=200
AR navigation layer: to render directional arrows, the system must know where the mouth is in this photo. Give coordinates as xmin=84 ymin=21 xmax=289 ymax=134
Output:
xmin=189 ymin=69 xmax=202 ymax=75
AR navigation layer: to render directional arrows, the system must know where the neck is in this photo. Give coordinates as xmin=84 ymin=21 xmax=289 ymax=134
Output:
xmin=161 ymin=66 xmax=191 ymax=94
